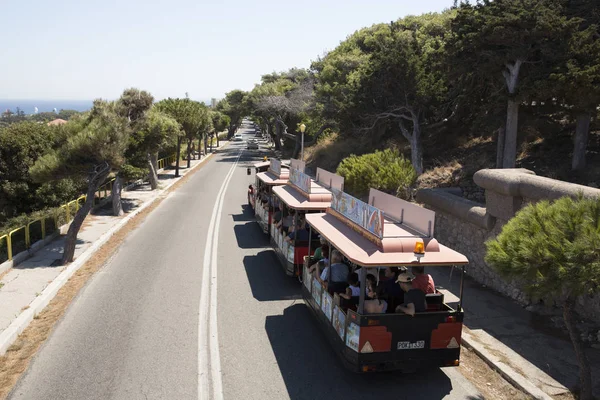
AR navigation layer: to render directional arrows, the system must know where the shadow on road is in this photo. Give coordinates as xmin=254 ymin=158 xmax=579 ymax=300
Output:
xmin=230 ymin=204 xmax=256 ymax=222
xmin=243 ymin=251 xmax=302 ymax=302
xmin=265 ymin=304 xmax=455 ymax=400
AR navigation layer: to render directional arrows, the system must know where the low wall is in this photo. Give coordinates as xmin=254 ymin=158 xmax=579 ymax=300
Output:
xmin=416 ymin=169 xmax=600 ymax=323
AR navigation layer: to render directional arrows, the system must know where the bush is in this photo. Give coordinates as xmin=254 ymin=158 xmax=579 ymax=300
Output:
xmin=336 ymin=149 xmax=417 ymax=199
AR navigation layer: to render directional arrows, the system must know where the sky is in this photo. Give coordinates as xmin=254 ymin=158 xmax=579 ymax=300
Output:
xmin=0 ymin=0 xmax=453 ymax=102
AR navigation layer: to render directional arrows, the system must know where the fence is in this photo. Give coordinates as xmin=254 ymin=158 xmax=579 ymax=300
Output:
xmin=0 ymin=153 xmax=177 ymax=264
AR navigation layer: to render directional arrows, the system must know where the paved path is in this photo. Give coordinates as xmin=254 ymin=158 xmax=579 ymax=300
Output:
xmin=7 ymin=126 xmax=480 ymax=400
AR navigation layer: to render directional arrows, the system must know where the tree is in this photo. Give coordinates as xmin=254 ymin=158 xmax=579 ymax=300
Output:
xmin=450 ymin=0 xmax=573 ymax=168
xmin=30 ymin=100 xmax=129 ymax=264
xmin=313 ymin=13 xmax=455 ymax=175
xmin=550 ymin=0 xmax=600 ymax=171
xmin=56 ymin=109 xmax=81 ymax=121
xmin=217 ymin=90 xmax=247 ymax=138
xmin=155 ymin=98 xmax=206 ymax=175
xmin=0 ymin=122 xmax=82 ymax=223
xmin=246 ymin=69 xmax=314 ymax=151
xmin=130 ymin=109 xmax=181 ymax=190
xmin=110 ymin=88 xmax=154 ymax=216
xmin=210 ymin=110 xmax=230 ymax=147
xmin=486 ymin=196 xmax=600 ymax=400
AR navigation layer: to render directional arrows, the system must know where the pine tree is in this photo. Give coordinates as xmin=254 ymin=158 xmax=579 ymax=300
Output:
xmin=486 ymin=196 xmax=600 ymax=400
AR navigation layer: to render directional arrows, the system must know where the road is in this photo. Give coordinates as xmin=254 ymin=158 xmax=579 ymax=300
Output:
xmin=8 ymin=125 xmax=481 ymax=400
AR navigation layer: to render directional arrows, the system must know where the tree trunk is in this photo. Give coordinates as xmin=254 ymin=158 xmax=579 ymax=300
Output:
xmin=175 ymin=136 xmax=182 ymax=177
xmin=496 ymin=125 xmax=506 ymax=169
xmin=503 ymin=98 xmax=519 ymax=168
xmin=572 ymin=112 xmax=591 ymax=171
xmin=209 ymin=134 xmax=213 ymax=152
xmin=501 ymin=60 xmax=522 ymax=169
xmin=150 ymin=152 xmax=158 ymax=174
xmin=227 ymin=123 xmax=236 ymax=139
xmin=399 ymin=115 xmax=423 ymax=175
xmin=563 ymin=298 xmax=593 ymax=400
xmin=61 ymin=166 xmax=110 ymax=264
xmin=112 ymin=176 xmax=123 ymax=216
xmin=147 ymin=153 xmax=159 ymax=190
xmin=410 ymin=118 xmax=423 ymax=176
xmin=186 ymin=138 xmax=192 ymax=169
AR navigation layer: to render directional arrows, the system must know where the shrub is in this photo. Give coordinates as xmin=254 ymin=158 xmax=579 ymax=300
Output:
xmin=336 ymin=149 xmax=417 ymax=199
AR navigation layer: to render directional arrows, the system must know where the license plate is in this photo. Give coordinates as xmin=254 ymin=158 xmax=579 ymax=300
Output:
xmin=397 ymin=340 xmax=425 ymax=350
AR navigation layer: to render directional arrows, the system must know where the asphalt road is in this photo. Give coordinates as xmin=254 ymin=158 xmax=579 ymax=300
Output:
xmin=8 ymin=125 xmax=481 ymax=400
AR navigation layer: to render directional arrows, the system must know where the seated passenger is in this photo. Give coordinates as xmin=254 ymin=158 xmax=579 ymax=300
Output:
xmin=276 ymin=209 xmax=295 ymax=233
xmin=312 ymin=237 xmax=327 ymax=261
xmin=364 ymin=273 xmax=388 ymax=313
xmin=285 ymin=218 xmax=309 ymax=243
xmin=309 ymin=246 xmax=329 ymax=276
xmin=395 ymin=273 xmax=427 ymax=316
xmin=411 ymin=266 xmax=436 ymax=294
xmin=320 ymin=250 xmax=349 ymax=284
xmin=339 ymin=272 xmax=361 ymax=300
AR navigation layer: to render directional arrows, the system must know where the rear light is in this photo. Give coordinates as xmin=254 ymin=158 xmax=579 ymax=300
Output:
xmin=367 ymin=319 xmax=380 ymax=326
xmin=446 ymin=316 xmax=456 ymax=323
xmin=445 ymin=359 xmax=460 ymax=366
xmin=362 ymin=365 xmax=377 ymax=372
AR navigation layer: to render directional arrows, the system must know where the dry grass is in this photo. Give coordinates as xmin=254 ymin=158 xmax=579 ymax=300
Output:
xmin=459 ymin=346 xmax=533 ymax=400
xmin=305 ymin=132 xmax=366 ymax=173
xmin=0 ymin=157 xmax=211 ymax=400
xmin=418 ymin=160 xmax=465 ymax=189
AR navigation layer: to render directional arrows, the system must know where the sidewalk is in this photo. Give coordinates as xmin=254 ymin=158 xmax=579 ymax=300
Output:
xmin=430 ymin=266 xmax=600 ymax=399
xmin=0 ymin=145 xmax=227 ymax=354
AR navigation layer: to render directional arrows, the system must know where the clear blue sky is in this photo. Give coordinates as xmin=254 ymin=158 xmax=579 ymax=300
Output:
xmin=0 ymin=0 xmax=453 ymax=102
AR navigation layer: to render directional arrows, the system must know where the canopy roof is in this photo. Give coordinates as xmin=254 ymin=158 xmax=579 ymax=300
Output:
xmin=305 ymin=212 xmax=468 ymax=267
xmin=253 ymin=160 xmax=290 ymax=170
xmin=256 ymin=170 xmax=289 ymax=186
xmin=272 ymin=183 xmax=331 ymax=210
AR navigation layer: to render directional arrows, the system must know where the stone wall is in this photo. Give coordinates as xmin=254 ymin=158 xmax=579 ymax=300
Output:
xmin=416 ymin=168 xmax=600 ymax=323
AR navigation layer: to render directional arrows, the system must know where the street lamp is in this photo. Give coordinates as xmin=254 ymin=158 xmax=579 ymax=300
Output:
xmin=300 ymin=123 xmax=306 ymax=160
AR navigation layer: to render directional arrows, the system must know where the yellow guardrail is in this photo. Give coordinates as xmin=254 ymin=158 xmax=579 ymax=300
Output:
xmin=0 ymin=155 xmax=179 ymax=262
xmin=1 ymin=179 xmax=122 ymax=262
xmin=157 ymin=153 xmax=177 ymax=170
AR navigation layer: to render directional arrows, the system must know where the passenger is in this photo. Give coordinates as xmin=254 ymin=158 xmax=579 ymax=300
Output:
xmin=285 ymin=218 xmax=309 ymax=243
xmin=312 ymin=236 xmax=327 ymax=260
xmin=320 ymin=250 xmax=349 ymax=285
xmin=339 ymin=272 xmax=361 ymax=300
xmin=273 ymin=207 xmax=282 ymax=224
xmin=364 ymin=273 xmax=388 ymax=313
xmin=411 ymin=266 xmax=436 ymax=294
xmin=309 ymin=246 xmax=329 ymax=276
xmin=276 ymin=208 xmax=295 ymax=233
xmin=395 ymin=273 xmax=427 ymax=316
xmin=365 ymin=273 xmax=377 ymax=298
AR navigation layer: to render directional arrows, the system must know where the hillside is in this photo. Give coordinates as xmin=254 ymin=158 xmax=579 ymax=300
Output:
xmin=305 ymin=119 xmax=600 ymax=202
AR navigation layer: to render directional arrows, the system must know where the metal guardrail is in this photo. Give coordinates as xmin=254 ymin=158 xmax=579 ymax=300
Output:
xmin=0 ymin=154 xmax=179 ymax=263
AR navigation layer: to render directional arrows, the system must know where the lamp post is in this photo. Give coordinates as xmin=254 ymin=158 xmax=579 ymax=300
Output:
xmin=300 ymin=123 xmax=306 ymax=160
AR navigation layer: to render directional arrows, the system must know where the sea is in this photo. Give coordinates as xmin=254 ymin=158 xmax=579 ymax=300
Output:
xmin=0 ymin=99 xmax=92 ymax=114
xmin=0 ymin=98 xmax=213 ymax=115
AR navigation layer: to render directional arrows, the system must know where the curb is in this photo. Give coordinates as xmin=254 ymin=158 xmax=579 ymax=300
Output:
xmin=462 ymin=330 xmax=556 ymax=400
xmin=0 ymin=147 xmax=226 ymax=356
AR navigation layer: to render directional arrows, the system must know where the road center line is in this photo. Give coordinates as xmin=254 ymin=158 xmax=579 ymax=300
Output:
xmin=199 ymin=148 xmax=243 ymax=400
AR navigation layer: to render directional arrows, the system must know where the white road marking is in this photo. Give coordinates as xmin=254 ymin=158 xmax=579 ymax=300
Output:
xmin=199 ymin=148 xmax=243 ymax=400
